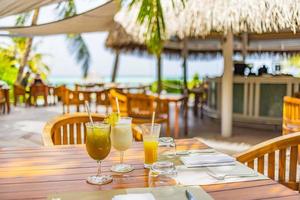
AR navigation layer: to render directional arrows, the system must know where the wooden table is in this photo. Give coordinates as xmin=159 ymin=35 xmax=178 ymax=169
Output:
xmin=156 ymin=94 xmax=188 ymax=138
xmin=1 ymin=139 xmax=298 ymax=200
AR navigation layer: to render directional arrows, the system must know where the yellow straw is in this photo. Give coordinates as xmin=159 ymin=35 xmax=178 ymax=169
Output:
xmin=151 ymin=111 xmax=155 ymax=134
xmin=84 ymin=101 xmax=94 ymax=127
xmin=115 ymin=97 xmax=120 ymax=116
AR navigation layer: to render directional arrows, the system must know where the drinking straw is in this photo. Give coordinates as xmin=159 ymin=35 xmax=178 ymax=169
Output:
xmin=84 ymin=101 xmax=94 ymax=127
xmin=151 ymin=111 xmax=156 ymax=134
xmin=115 ymin=97 xmax=120 ymax=116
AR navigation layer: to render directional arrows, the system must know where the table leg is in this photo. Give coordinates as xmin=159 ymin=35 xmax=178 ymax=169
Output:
xmin=174 ymin=102 xmax=179 ymax=138
xmin=184 ymin=98 xmax=188 ymax=136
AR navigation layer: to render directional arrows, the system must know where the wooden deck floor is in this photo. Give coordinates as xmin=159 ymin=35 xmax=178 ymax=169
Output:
xmin=0 ymin=103 xmax=280 ymax=155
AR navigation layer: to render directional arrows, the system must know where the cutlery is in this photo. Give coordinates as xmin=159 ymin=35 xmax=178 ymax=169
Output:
xmin=207 ymin=171 xmax=258 ymax=180
xmin=176 ymin=149 xmax=215 ymax=155
xmin=185 ymin=190 xmax=197 ymax=200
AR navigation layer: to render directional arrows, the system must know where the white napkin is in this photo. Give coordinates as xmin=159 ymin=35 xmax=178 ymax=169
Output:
xmin=112 ymin=193 xmax=155 ymax=200
xmin=180 ymin=153 xmax=235 ymax=167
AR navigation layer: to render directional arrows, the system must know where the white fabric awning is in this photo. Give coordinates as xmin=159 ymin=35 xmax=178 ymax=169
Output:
xmin=0 ymin=0 xmax=118 ymax=36
xmin=0 ymin=0 xmax=65 ymax=18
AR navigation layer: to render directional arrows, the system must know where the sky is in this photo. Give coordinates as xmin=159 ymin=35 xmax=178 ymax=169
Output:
xmin=0 ymin=0 xmax=295 ymax=83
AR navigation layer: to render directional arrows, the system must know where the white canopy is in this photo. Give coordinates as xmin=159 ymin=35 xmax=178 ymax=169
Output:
xmin=0 ymin=0 xmax=118 ymax=36
xmin=0 ymin=0 xmax=65 ymax=18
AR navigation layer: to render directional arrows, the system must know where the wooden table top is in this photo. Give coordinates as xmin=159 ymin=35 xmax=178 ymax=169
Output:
xmin=0 ymin=139 xmax=299 ymax=200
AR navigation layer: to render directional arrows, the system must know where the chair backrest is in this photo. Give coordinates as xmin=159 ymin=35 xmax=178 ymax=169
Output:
xmin=13 ymin=84 xmax=25 ymax=95
xmin=0 ymin=89 xmax=5 ymax=103
xmin=62 ymin=89 xmax=88 ymax=105
xmin=43 ymin=113 xmax=106 ymax=146
xmin=126 ymin=93 xmax=155 ymax=118
xmin=96 ymin=90 xmax=110 ymax=106
xmin=109 ymin=89 xmax=128 ymax=115
xmin=43 ymin=112 xmax=143 ymax=145
xmin=30 ymin=84 xmax=48 ymax=96
xmin=282 ymin=96 xmax=300 ymax=135
xmin=54 ymin=85 xmax=66 ymax=98
xmin=235 ymin=132 xmax=300 ymax=191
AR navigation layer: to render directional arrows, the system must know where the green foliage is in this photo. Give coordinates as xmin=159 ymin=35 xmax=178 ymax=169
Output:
xmin=128 ymin=0 xmax=185 ymax=55
xmin=151 ymin=79 xmax=183 ymax=93
xmin=0 ymin=38 xmax=49 ymax=84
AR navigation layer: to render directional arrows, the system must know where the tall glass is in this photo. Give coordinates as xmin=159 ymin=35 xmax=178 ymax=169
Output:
xmin=141 ymin=123 xmax=161 ymax=168
xmin=110 ymin=117 xmax=134 ymax=173
xmin=85 ymin=122 xmax=112 ymax=185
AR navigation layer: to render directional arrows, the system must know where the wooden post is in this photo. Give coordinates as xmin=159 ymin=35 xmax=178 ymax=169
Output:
xmin=156 ymin=55 xmax=162 ymax=94
xmin=111 ymin=50 xmax=120 ymax=82
xmin=241 ymin=33 xmax=248 ymax=62
xmin=221 ymin=32 xmax=234 ymax=138
xmin=182 ymin=38 xmax=188 ymax=89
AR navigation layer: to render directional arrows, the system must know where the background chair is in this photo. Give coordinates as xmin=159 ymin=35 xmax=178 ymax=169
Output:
xmin=235 ymin=132 xmax=300 ymax=191
xmin=96 ymin=89 xmax=110 ymax=114
xmin=282 ymin=96 xmax=300 ymax=135
xmin=30 ymin=84 xmax=48 ymax=106
xmin=0 ymin=88 xmax=6 ymax=114
xmin=43 ymin=112 xmax=142 ymax=145
xmin=13 ymin=84 xmax=26 ymax=106
xmin=61 ymin=89 xmax=90 ymax=113
xmin=109 ymin=89 xmax=128 ymax=116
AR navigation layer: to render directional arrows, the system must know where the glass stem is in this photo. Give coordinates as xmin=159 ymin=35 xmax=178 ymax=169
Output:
xmin=120 ymin=151 xmax=124 ymax=164
xmin=96 ymin=160 xmax=102 ymax=177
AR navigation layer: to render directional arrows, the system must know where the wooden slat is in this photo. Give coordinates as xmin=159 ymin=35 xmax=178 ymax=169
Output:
xmin=76 ymin=123 xmax=82 ymax=144
xmin=279 ymin=148 xmax=286 ymax=182
xmin=53 ymin=129 xmax=61 ymax=145
xmin=289 ymin=146 xmax=298 ymax=182
xmin=63 ymin=125 xmax=68 ymax=144
xmin=69 ymin=124 xmax=74 ymax=144
xmin=268 ymin=152 xmax=275 ymax=179
xmin=247 ymin=160 xmax=254 ymax=169
xmin=258 ymin=155 xmax=265 ymax=174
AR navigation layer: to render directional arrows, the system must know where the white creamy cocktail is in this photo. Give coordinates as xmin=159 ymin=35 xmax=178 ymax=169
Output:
xmin=110 ymin=117 xmax=134 ymax=173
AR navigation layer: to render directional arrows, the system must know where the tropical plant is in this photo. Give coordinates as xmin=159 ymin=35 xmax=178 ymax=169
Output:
xmin=56 ymin=0 xmax=91 ymax=78
xmin=128 ymin=0 xmax=185 ymax=55
xmin=0 ymin=38 xmax=49 ymax=85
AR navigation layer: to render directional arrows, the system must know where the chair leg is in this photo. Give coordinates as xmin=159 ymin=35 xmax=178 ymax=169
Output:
xmin=44 ymin=95 xmax=48 ymax=107
xmin=166 ymin=118 xmax=171 ymax=137
xmin=14 ymin=95 xmax=17 ymax=106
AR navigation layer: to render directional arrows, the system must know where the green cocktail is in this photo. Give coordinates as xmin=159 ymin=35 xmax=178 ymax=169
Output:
xmin=85 ymin=122 xmax=112 ymax=185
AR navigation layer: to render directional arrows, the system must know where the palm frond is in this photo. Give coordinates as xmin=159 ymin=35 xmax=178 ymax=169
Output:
xmin=56 ymin=0 xmax=91 ymax=78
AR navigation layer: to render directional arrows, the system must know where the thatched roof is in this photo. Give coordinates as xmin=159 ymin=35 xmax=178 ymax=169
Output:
xmin=115 ymin=0 xmax=300 ymax=42
xmin=105 ymin=23 xmax=300 ymax=58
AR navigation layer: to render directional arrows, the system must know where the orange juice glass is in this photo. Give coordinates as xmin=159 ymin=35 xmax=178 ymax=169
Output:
xmin=141 ymin=123 xmax=161 ymax=168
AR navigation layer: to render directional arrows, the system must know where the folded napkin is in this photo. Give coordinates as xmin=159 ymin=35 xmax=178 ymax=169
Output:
xmin=112 ymin=193 xmax=155 ymax=200
xmin=180 ymin=153 xmax=235 ymax=167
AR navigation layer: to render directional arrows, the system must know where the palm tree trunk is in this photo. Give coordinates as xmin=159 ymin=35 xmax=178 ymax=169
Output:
xmin=16 ymin=9 xmax=39 ymax=83
xmin=156 ymin=55 xmax=162 ymax=94
xmin=111 ymin=50 xmax=120 ymax=82
xmin=182 ymin=38 xmax=188 ymax=90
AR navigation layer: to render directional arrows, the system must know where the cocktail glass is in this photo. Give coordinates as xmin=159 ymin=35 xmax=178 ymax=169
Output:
xmin=110 ymin=117 xmax=134 ymax=173
xmin=85 ymin=122 xmax=112 ymax=185
xmin=141 ymin=123 xmax=161 ymax=168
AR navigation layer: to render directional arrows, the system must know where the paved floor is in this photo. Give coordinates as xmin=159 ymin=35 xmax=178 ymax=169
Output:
xmin=0 ymin=103 xmax=281 ymax=155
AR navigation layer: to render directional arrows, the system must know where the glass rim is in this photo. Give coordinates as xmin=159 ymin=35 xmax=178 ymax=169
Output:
xmin=85 ymin=122 xmax=110 ymax=128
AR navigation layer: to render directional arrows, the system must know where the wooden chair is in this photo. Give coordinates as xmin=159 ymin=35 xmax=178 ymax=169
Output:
xmin=53 ymin=85 xmax=66 ymax=103
xmin=43 ymin=112 xmax=142 ymax=146
xmin=96 ymin=89 xmax=110 ymax=114
xmin=61 ymin=89 xmax=90 ymax=113
xmin=13 ymin=84 xmax=26 ymax=106
xmin=235 ymin=132 xmax=300 ymax=191
xmin=0 ymin=89 xmax=6 ymax=114
xmin=30 ymin=84 xmax=48 ymax=106
xmin=282 ymin=96 xmax=300 ymax=135
xmin=109 ymin=89 xmax=128 ymax=116
xmin=126 ymin=93 xmax=170 ymax=136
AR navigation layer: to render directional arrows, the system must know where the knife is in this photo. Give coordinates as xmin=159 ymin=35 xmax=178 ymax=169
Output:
xmin=185 ymin=190 xmax=197 ymax=200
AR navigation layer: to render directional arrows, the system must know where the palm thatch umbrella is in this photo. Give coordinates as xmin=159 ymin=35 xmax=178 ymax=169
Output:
xmin=114 ymin=0 xmax=300 ymax=137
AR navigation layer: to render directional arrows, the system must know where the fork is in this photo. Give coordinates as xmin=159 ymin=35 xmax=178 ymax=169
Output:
xmin=207 ymin=171 xmax=258 ymax=180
